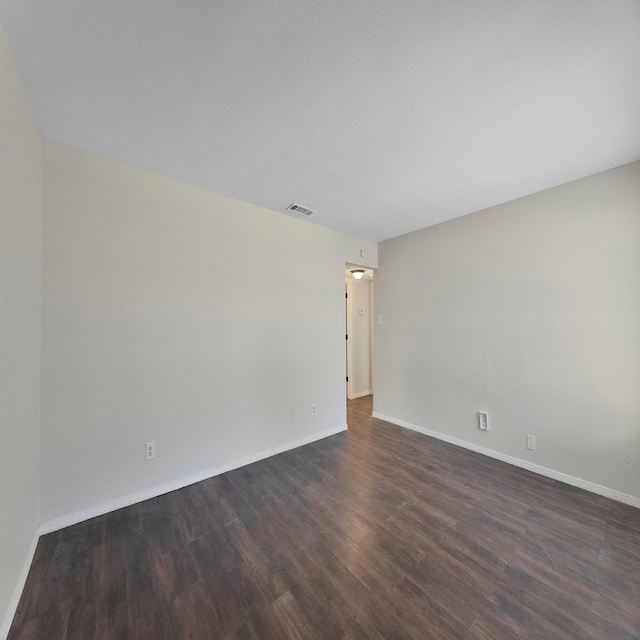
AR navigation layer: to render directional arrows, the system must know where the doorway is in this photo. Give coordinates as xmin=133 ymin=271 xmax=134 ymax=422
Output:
xmin=345 ymin=264 xmax=374 ymax=409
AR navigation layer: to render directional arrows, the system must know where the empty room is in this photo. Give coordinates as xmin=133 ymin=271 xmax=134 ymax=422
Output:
xmin=1 ymin=1 xmax=639 ymax=638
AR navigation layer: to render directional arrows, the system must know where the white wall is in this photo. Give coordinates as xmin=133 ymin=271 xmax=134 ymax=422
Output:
xmin=347 ymin=276 xmax=372 ymax=398
xmin=41 ymin=139 xmax=377 ymax=526
xmin=0 ymin=22 xmax=42 ymax=637
xmin=375 ymin=162 xmax=640 ymax=503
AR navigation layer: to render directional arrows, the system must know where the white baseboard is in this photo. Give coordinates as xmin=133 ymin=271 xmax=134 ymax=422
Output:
xmin=372 ymin=412 xmax=640 ymax=509
xmin=3 ymin=424 xmax=348 ymax=637
xmin=0 ymin=527 xmax=40 ymax=640
xmin=39 ymin=424 xmax=348 ymax=535
xmin=348 ymin=390 xmax=372 ymax=400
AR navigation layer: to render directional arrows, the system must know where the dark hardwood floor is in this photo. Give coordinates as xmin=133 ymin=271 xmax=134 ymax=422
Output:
xmin=9 ymin=395 xmax=640 ymax=639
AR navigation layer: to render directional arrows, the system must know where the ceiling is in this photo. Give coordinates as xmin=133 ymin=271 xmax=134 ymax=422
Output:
xmin=1 ymin=1 xmax=639 ymax=242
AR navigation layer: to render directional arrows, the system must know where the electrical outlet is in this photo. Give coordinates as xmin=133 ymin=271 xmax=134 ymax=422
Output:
xmin=291 ymin=410 xmax=296 ymax=421
xmin=312 ymin=404 xmax=317 ymax=416
xmin=145 ymin=441 xmax=155 ymax=460
xmin=527 ymin=435 xmax=536 ymax=451
xmin=478 ymin=412 xmax=489 ymax=430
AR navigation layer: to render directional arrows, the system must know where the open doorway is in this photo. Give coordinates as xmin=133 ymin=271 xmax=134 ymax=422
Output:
xmin=345 ymin=264 xmax=374 ymax=422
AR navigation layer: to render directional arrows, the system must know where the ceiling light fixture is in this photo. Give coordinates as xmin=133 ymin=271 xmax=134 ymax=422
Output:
xmin=351 ymin=270 xmax=365 ymax=280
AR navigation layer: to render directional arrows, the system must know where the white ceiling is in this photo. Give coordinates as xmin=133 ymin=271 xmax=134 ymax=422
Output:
xmin=1 ymin=1 xmax=639 ymax=241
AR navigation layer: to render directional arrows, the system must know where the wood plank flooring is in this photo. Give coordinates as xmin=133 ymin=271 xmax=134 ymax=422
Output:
xmin=9 ymin=396 xmax=640 ymax=639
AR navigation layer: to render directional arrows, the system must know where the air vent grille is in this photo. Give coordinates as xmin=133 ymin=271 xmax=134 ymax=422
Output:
xmin=287 ymin=203 xmax=314 ymax=216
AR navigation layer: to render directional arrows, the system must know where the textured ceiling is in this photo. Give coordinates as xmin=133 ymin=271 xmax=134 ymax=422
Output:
xmin=1 ymin=1 xmax=639 ymax=241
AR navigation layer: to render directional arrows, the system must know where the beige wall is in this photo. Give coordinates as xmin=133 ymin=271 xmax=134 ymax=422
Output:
xmin=0 ymin=23 xmax=42 ymax=637
xmin=375 ymin=162 xmax=640 ymax=502
xmin=41 ymin=139 xmax=377 ymax=526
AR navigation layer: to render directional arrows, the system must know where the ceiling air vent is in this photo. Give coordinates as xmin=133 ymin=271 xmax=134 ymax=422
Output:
xmin=287 ymin=203 xmax=314 ymax=216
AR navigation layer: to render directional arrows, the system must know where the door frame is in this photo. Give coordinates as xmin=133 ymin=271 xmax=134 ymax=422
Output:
xmin=345 ymin=279 xmax=353 ymax=400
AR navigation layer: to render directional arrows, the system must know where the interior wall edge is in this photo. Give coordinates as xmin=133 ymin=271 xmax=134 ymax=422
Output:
xmin=0 ymin=527 xmax=40 ymax=640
